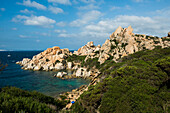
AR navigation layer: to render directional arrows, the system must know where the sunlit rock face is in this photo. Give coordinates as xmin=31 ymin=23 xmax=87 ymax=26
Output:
xmin=98 ymin=26 xmax=170 ymax=64
xmin=17 ymin=46 xmax=72 ymax=71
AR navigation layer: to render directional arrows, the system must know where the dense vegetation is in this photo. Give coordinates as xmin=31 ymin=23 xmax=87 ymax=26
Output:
xmin=70 ymin=47 xmax=170 ymax=113
xmin=0 ymin=87 xmax=68 ymax=113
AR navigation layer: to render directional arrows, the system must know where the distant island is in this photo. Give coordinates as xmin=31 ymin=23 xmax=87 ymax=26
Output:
xmin=1 ymin=26 xmax=170 ymax=112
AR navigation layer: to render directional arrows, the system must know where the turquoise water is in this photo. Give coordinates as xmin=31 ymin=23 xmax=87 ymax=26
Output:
xmin=0 ymin=51 xmax=90 ymax=97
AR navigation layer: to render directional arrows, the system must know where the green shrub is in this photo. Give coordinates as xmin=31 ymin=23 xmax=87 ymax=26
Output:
xmin=66 ymin=54 xmax=86 ymax=63
xmin=70 ymin=47 xmax=170 ymax=113
xmin=0 ymin=87 xmax=67 ymax=112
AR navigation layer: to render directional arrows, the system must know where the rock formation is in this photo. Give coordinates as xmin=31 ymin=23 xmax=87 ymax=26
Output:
xmin=16 ymin=25 xmax=170 ymax=76
xmin=97 ymin=26 xmax=170 ymax=64
xmin=16 ymin=47 xmax=72 ymax=71
xmin=73 ymin=41 xmax=100 ymax=56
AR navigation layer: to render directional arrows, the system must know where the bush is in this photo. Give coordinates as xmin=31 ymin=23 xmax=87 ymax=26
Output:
xmin=66 ymin=54 xmax=86 ymax=63
xmin=70 ymin=47 xmax=170 ymax=113
xmin=0 ymin=86 xmax=67 ymax=112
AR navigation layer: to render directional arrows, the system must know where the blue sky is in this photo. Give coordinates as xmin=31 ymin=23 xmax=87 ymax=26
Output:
xmin=0 ymin=0 xmax=170 ymax=51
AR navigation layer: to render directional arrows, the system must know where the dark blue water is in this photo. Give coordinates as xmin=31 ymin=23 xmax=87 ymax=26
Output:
xmin=0 ymin=51 xmax=89 ymax=97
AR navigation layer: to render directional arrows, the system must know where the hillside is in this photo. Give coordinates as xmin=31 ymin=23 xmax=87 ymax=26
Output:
xmin=70 ymin=47 xmax=170 ymax=113
xmin=11 ymin=26 xmax=170 ymax=112
xmin=0 ymin=86 xmax=68 ymax=112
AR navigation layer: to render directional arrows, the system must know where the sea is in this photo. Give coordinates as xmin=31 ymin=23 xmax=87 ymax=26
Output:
xmin=0 ymin=51 xmax=90 ymax=97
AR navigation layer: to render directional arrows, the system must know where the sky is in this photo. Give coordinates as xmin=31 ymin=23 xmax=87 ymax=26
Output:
xmin=0 ymin=0 xmax=170 ymax=51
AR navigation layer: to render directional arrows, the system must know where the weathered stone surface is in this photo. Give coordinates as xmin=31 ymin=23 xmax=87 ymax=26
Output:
xmin=34 ymin=65 xmax=42 ymax=71
xmin=16 ymin=26 xmax=170 ymax=73
xmin=98 ymin=26 xmax=170 ymax=64
xmin=67 ymin=62 xmax=72 ymax=69
xmin=56 ymin=72 xmax=67 ymax=78
xmin=21 ymin=58 xmax=31 ymax=65
xmin=110 ymin=26 xmax=123 ymax=39
xmin=73 ymin=41 xmax=100 ymax=56
xmin=75 ymin=68 xmax=91 ymax=77
xmin=17 ymin=46 xmax=72 ymax=71
xmin=55 ymin=63 xmax=65 ymax=70
xmin=57 ymin=72 xmax=64 ymax=78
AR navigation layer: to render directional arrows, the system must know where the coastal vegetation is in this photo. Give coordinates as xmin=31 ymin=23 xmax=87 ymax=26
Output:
xmin=70 ymin=47 xmax=170 ymax=113
xmin=0 ymin=45 xmax=170 ymax=113
xmin=1 ymin=26 xmax=170 ymax=112
xmin=0 ymin=86 xmax=68 ymax=113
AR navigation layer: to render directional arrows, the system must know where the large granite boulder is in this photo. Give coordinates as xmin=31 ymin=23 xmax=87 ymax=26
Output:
xmin=17 ymin=46 xmax=72 ymax=71
xmin=76 ymin=68 xmax=91 ymax=77
xmin=55 ymin=63 xmax=65 ymax=70
xmin=73 ymin=41 xmax=100 ymax=56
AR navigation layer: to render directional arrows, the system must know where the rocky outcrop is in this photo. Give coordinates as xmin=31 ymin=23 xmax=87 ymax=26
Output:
xmin=75 ymin=68 xmax=91 ymax=78
xmin=17 ymin=46 xmax=72 ymax=71
xmin=54 ymin=72 xmax=67 ymax=78
xmin=98 ymin=26 xmax=170 ymax=64
xmin=73 ymin=41 xmax=101 ymax=56
xmin=17 ymin=26 xmax=170 ymax=74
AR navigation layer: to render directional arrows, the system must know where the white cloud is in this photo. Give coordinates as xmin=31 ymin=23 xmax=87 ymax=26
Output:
xmin=84 ymin=15 xmax=170 ymax=37
xmin=133 ymin=0 xmax=143 ymax=2
xmin=36 ymin=40 xmax=40 ymax=42
xmin=20 ymin=9 xmax=34 ymax=14
xmin=56 ymin=21 xmax=66 ymax=27
xmin=78 ymin=4 xmax=99 ymax=10
xmin=17 ymin=0 xmax=47 ymax=10
xmin=34 ymin=32 xmax=51 ymax=36
xmin=41 ymin=33 xmax=51 ymax=36
xmin=73 ymin=0 xmax=79 ymax=4
xmin=70 ymin=10 xmax=102 ymax=27
xmin=0 ymin=8 xmax=5 ymax=11
xmin=49 ymin=6 xmax=64 ymax=14
xmin=60 ymin=14 xmax=170 ymax=41
xmin=58 ymin=33 xmax=77 ymax=38
xmin=12 ymin=28 xmax=17 ymax=30
xmin=125 ymin=5 xmax=131 ymax=10
xmin=110 ymin=6 xmax=120 ymax=10
xmin=154 ymin=7 xmax=170 ymax=17
xmin=19 ymin=35 xmax=29 ymax=38
xmin=12 ymin=15 xmax=29 ymax=23
xmin=54 ymin=29 xmax=66 ymax=33
xmin=48 ymin=0 xmax=71 ymax=5
xmin=12 ymin=15 xmax=56 ymax=28
xmin=110 ymin=5 xmax=131 ymax=11
xmin=80 ymin=0 xmax=96 ymax=3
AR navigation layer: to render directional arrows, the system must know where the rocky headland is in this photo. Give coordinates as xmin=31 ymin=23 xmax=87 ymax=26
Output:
xmin=17 ymin=26 xmax=170 ymax=78
xmin=16 ymin=26 xmax=170 ymax=110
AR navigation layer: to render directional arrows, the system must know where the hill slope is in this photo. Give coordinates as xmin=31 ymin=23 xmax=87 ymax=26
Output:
xmin=0 ymin=87 xmax=68 ymax=112
xmin=70 ymin=47 xmax=170 ymax=113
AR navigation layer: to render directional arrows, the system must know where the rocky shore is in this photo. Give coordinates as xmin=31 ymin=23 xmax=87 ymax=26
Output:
xmin=16 ymin=26 xmax=170 ymax=109
xmin=16 ymin=26 xmax=170 ymax=74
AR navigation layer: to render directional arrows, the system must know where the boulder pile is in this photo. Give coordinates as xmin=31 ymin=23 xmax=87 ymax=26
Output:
xmin=16 ymin=47 xmax=72 ymax=71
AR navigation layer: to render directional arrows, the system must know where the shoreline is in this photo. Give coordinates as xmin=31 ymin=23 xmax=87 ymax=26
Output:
xmin=57 ymin=71 xmax=100 ymax=110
